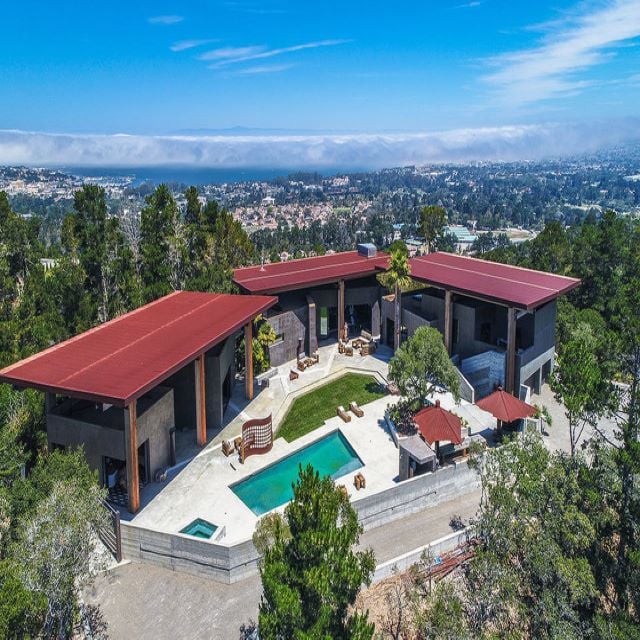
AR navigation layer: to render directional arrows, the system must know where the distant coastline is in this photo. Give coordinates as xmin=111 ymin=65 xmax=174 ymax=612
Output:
xmin=60 ymin=165 xmax=361 ymax=186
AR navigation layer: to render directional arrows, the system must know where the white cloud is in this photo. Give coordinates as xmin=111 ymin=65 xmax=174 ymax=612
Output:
xmin=1 ymin=121 xmax=639 ymax=168
xmin=234 ymin=64 xmax=293 ymax=75
xmin=148 ymin=15 xmax=184 ymax=25
xmin=456 ymin=1 xmax=482 ymax=8
xmin=482 ymin=0 xmax=640 ymax=105
xmin=205 ymin=39 xmax=350 ymax=67
xmin=170 ymin=39 xmax=216 ymax=52
xmin=199 ymin=46 xmax=265 ymax=61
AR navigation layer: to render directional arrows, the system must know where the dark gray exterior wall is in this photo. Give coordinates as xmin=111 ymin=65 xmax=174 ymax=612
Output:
xmin=165 ymin=335 xmax=236 ymax=431
xmin=266 ymin=306 xmax=308 ymax=367
xmin=205 ymin=336 xmax=235 ymax=430
xmin=264 ymin=278 xmax=383 ymax=367
xmin=47 ymin=386 xmax=175 ymax=483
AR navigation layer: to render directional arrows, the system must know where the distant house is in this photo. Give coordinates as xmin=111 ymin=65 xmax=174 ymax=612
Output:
xmin=405 ymin=237 xmax=426 ymax=257
xmin=445 ymin=225 xmax=478 ymax=253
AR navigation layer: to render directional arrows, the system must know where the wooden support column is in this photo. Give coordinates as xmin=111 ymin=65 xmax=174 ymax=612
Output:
xmin=124 ymin=402 xmax=139 ymax=514
xmin=337 ymin=279 xmax=345 ymax=338
xmin=505 ymin=306 xmax=517 ymax=394
xmin=443 ymin=290 xmax=453 ymax=355
xmin=195 ymin=355 xmax=207 ymax=447
xmin=245 ymin=322 xmax=254 ymax=401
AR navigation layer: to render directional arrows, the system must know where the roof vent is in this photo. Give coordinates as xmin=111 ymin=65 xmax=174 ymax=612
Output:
xmin=357 ymin=243 xmax=377 ymax=258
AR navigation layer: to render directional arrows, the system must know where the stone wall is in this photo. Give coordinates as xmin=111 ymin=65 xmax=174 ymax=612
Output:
xmin=267 ymin=307 xmax=308 ymax=366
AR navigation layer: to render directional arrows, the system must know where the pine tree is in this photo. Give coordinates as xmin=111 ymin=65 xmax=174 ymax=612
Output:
xmin=259 ymin=465 xmax=375 ymax=639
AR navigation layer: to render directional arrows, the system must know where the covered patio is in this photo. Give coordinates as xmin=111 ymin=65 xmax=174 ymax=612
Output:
xmin=0 ymin=291 xmax=276 ymax=513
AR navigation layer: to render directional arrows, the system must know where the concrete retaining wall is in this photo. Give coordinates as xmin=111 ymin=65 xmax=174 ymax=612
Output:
xmin=120 ymin=458 xmax=479 ymax=583
xmin=120 ymin=523 xmax=261 ymax=584
xmin=353 ymin=460 xmax=479 ymax=532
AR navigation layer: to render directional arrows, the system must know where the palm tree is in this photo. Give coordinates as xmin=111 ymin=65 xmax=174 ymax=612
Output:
xmin=378 ymin=243 xmax=412 ymax=351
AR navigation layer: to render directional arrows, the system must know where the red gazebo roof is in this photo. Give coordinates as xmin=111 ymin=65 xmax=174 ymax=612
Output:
xmin=413 ymin=400 xmax=463 ymax=446
xmin=476 ymin=388 xmax=537 ymax=423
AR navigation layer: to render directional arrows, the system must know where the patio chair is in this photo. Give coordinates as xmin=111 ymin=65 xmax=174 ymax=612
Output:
xmin=345 ymin=346 xmax=354 ymax=357
xmin=222 ymin=440 xmax=234 ymax=457
xmin=349 ymin=401 xmax=364 ymax=418
xmin=312 ymin=352 xmax=319 ymax=364
xmin=338 ymin=341 xmax=345 ymax=354
xmin=233 ymin=436 xmax=243 ymax=452
xmin=289 ymin=369 xmax=299 ymax=381
xmin=354 ymin=472 xmax=366 ymax=490
xmin=361 ymin=330 xmax=373 ymax=341
xmin=337 ymin=406 xmax=351 ymax=422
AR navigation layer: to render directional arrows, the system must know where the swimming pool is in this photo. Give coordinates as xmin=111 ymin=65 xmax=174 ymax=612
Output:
xmin=180 ymin=518 xmax=218 ymax=539
xmin=231 ymin=430 xmax=363 ymax=516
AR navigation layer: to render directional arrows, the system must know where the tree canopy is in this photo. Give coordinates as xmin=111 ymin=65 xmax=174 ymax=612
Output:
xmin=389 ymin=326 xmax=460 ymax=407
xmin=259 ymin=464 xmax=375 ymax=639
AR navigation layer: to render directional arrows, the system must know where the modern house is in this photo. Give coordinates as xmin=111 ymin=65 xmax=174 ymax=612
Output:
xmin=0 ymin=291 xmax=276 ymax=513
xmin=233 ymin=245 xmax=389 ymax=367
xmin=386 ymin=252 xmax=580 ymax=398
xmin=0 ymin=250 xmax=580 ymax=515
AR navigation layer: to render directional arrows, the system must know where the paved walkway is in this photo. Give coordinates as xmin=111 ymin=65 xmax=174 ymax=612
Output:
xmin=86 ymin=488 xmax=481 ymax=640
xmin=533 ymin=383 xmax=620 ymax=454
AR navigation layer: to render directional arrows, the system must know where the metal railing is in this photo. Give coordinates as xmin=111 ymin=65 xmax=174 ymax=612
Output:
xmin=97 ymin=499 xmax=122 ymax=563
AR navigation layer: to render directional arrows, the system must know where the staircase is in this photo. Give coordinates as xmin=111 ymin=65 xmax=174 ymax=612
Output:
xmin=460 ymin=350 xmax=505 ymax=400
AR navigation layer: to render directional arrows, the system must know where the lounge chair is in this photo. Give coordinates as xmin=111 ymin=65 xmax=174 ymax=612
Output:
xmin=349 ymin=401 xmax=364 ymax=418
xmin=337 ymin=406 xmax=351 ymax=422
xmin=222 ymin=440 xmax=234 ymax=457
xmin=354 ymin=472 xmax=366 ymax=490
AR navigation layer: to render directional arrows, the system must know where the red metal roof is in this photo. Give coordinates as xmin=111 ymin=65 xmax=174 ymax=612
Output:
xmin=233 ymin=250 xmax=389 ymax=294
xmin=0 ymin=291 xmax=276 ymax=407
xmin=476 ymin=388 xmax=537 ymax=423
xmin=413 ymin=400 xmax=463 ymax=446
xmin=409 ymin=252 xmax=580 ymax=310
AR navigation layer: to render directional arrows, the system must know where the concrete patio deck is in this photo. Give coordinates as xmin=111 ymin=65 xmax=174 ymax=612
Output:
xmin=126 ymin=342 xmax=404 ymax=542
xmin=124 ymin=340 xmax=497 ymax=546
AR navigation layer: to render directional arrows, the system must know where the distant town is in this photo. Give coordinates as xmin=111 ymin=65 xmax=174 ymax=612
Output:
xmin=3 ymin=144 xmax=640 ymax=261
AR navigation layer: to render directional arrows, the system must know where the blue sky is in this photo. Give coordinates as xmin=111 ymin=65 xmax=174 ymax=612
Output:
xmin=1 ymin=0 xmax=640 ymax=166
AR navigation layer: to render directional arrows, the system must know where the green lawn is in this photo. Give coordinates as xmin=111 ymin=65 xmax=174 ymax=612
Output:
xmin=277 ymin=373 xmax=386 ymax=442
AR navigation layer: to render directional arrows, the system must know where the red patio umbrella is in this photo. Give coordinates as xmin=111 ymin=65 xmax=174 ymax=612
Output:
xmin=476 ymin=388 xmax=537 ymax=424
xmin=413 ymin=400 xmax=463 ymax=447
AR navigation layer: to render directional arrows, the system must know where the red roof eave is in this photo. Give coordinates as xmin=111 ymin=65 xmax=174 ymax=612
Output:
xmin=233 ymin=250 xmax=390 ymax=294
xmin=409 ymin=252 xmax=581 ymax=310
xmin=0 ymin=292 xmax=277 ymax=407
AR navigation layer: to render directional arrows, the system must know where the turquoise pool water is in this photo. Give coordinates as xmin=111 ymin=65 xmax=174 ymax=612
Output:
xmin=231 ymin=430 xmax=363 ymax=516
xmin=180 ymin=518 xmax=218 ymax=539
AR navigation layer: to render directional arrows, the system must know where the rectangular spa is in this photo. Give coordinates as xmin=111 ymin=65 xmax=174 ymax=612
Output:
xmin=231 ymin=430 xmax=364 ymax=516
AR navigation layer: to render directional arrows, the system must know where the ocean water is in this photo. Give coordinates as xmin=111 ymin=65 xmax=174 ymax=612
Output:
xmin=61 ymin=165 xmax=354 ymax=186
